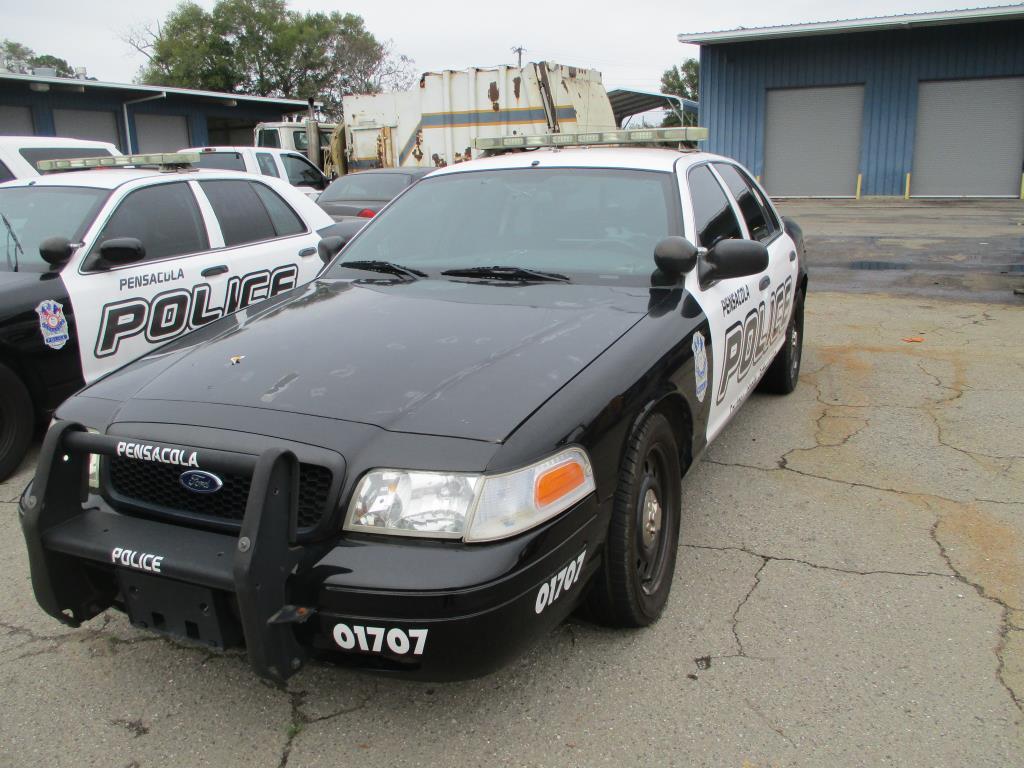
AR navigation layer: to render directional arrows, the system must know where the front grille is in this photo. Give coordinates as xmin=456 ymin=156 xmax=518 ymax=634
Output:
xmin=108 ymin=458 xmax=333 ymax=531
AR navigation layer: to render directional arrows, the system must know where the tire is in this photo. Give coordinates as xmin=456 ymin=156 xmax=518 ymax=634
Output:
xmin=587 ymin=411 xmax=682 ymax=627
xmin=759 ymin=290 xmax=804 ymax=395
xmin=0 ymin=362 xmax=34 ymax=481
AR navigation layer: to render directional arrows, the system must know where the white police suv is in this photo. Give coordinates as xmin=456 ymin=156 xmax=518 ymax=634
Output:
xmin=0 ymin=152 xmax=335 ymax=479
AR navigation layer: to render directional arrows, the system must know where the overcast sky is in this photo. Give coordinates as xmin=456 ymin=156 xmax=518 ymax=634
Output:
xmin=1 ymin=0 xmax=1011 ymax=92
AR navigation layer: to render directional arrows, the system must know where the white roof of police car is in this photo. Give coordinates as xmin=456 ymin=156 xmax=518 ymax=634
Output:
xmin=0 ymin=136 xmax=120 ymax=153
xmin=1 ymin=167 xmax=290 ymax=190
xmin=182 ymin=146 xmax=304 ymax=157
xmin=427 ymin=147 xmax=731 ymax=177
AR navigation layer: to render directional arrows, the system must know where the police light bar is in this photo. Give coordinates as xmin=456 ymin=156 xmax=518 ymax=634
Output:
xmin=472 ymin=127 xmax=708 ymax=151
xmin=36 ymin=152 xmax=201 ymax=173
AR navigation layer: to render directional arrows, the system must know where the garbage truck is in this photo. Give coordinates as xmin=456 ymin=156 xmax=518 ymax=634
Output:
xmin=342 ymin=61 xmax=618 ymax=170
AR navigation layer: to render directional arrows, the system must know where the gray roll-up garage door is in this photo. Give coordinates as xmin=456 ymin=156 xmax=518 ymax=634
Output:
xmin=135 ymin=113 xmax=190 ymax=153
xmin=0 ymin=106 xmax=33 ymax=135
xmin=764 ymin=85 xmax=864 ymax=197
xmin=52 ymin=109 xmax=119 ymax=145
xmin=911 ymin=78 xmax=1024 ymax=197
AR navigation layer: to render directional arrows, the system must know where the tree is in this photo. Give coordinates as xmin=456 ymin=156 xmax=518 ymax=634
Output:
xmin=125 ymin=0 xmax=413 ymax=119
xmin=660 ymin=58 xmax=699 ymax=127
xmin=1 ymin=39 xmax=76 ymax=77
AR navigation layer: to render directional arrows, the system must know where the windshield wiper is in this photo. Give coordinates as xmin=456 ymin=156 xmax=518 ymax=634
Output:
xmin=440 ymin=265 xmax=570 ymax=283
xmin=336 ymin=260 xmax=426 ymax=280
xmin=0 ymin=210 xmax=23 ymax=272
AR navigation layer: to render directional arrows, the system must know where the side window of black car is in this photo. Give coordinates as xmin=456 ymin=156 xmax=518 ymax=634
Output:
xmin=688 ymin=164 xmax=742 ymax=248
xmin=714 ymin=163 xmax=778 ymax=243
xmin=89 ymin=182 xmax=208 ymax=265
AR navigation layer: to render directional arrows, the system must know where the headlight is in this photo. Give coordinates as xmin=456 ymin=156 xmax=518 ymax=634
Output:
xmin=344 ymin=447 xmax=596 ymax=542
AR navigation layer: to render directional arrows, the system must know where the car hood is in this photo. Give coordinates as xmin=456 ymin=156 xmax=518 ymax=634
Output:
xmin=88 ymin=278 xmax=650 ymax=442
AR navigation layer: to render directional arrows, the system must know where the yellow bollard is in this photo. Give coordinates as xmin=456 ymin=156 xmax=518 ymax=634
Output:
xmin=855 ymin=173 xmax=863 ymax=200
xmin=904 ymin=172 xmax=911 ymax=200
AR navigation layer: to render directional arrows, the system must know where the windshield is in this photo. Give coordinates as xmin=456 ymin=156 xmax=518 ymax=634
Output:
xmin=324 ymin=167 xmax=681 ymax=284
xmin=319 ymin=173 xmax=411 ymax=202
xmin=0 ymin=186 xmax=108 ymax=272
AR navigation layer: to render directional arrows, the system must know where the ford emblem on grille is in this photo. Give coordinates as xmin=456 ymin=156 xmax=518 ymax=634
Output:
xmin=180 ymin=469 xmax=223 ymax=494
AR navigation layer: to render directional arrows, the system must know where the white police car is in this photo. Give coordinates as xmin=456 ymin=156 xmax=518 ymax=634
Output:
xmin=0 ymin=152 xmax=335 ymax=479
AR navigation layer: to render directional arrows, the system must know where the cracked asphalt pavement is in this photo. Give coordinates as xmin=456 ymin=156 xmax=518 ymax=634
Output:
xmin=1 ymin=290 xmax=1022 ymax=767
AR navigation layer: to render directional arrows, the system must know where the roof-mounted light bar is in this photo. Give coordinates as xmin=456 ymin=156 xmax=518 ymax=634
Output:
xmin=472 ymin=127 xmax=707 ymax=151
xmin=36 ymin=152 xmax=201 ymax=173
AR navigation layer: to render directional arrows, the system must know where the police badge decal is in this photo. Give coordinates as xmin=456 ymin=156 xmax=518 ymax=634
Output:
xmin=692 ymin=331 xmax=708 ymax=403
xmin=36 ymin=300 xmax=70 ymax=350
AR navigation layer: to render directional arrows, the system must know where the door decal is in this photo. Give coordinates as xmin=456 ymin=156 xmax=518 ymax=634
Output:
xmin=95 ymin=263 xmax=298 ymax=358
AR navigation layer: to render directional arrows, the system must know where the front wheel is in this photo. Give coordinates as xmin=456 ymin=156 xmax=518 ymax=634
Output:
xmin=759 ymin=290 xmax=804 ymax=394
xmin=587 ymin=412 xmax=681 ymax=627
xmin=0 ymin=362 xmax=34 ymax=481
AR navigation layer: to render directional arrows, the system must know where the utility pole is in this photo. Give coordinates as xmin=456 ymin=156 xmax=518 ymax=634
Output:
xmin=511 ymin=46 xmax=526 ymax=68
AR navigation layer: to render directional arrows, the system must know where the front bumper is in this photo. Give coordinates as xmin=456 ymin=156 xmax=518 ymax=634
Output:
xmin=20 ymin=422 xmax=605 ymax=682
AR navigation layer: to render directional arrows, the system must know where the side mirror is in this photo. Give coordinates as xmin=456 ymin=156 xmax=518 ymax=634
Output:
xmin=317 ymin=235 xmax=348 ymax=264
xmin=39 ymin=236 xmax=75 ymax=267
xmin=653 ymin=236 xmax=698 ymax=277
xmin=98 ymin=237 xmax=146 ymax=267
xmin=699 ymin=239 xmax=769 ymax=287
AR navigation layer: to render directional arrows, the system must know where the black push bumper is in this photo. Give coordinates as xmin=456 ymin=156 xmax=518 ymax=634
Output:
xmin=20 ymin=422 xmax=603 ymax=682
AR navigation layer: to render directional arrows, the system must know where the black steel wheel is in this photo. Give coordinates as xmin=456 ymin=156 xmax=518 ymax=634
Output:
xmin=587 ymin=411 xmax=681 ymax=627
xmin=760 ymin=290 xmax=804 ymax=395
xmin=0 ymin=362 xmax=33 ymax=481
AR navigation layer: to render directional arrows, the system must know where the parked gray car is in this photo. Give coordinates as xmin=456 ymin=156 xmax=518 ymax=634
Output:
xmin=316 ymin=167 xmax=432 ymax=220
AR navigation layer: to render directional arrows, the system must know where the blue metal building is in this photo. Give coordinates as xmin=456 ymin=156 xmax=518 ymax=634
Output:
xmin=679 ymin=4 xmax=1024 ymax=197
xmin=0 ymin=71 xmax=310 ymax=153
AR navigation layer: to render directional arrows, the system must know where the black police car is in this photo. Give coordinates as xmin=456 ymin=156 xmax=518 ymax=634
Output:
xmin=21 ymin=129 xmax=807 ymax=681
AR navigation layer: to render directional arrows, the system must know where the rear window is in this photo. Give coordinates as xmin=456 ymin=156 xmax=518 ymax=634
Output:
xmin=320 ymin=173 xmax=411 ymax=202
xmin=193 ymin=151 xmax=246 ymax=172
xmin=19 ymin=146 xmax=116 ymax=170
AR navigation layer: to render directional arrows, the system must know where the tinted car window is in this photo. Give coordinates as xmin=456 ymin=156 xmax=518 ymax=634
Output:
xmin=251 ymin=183 xmax=305 ymax=237
xmin=0 ymin=160 xmax=13 ymax=183
xmin=319 ymin=173 xmax=411 ymax=202
xmin=193 ymin=151 xmax=246 ymax=172
xmin=256 ymin=130 xmax=280 ymax=148
xmin=199 ymin=180 xmax=276 ymax=246
xmin=714 ymin=163 xmax=778 ymax=243
xmin=90 ymin=182 xmax=207 ymax=264
xmin=0 ymin=186 xmax=108 ymax=272
xmin=256 ymin=152 xmax=280 ymax=177
xmin=19 ymin=146 xmax=116 ymax=169
xmin=292 ymin=130 xmax=332 ymax=150
xmin=281 ymin=153 xmax=325 ymax=188
xmin=688 ymin=164 xmax=742 ymax=248
xmin=326 ymin=168 xmax=681 ymax=283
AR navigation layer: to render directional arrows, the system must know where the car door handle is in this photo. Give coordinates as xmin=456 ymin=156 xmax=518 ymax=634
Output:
xmin=202 ymin=265 xmax=229 ymax=277
xmin=298 ymin=247 xmax=317 ymax=257
xmin=759 ymin=276 xmax=771 ymax=291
